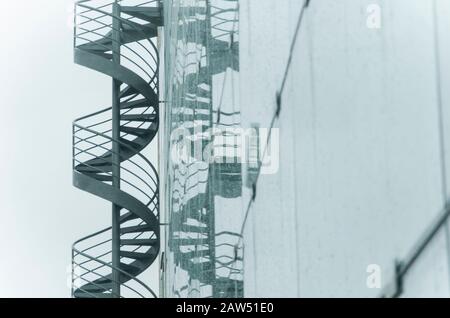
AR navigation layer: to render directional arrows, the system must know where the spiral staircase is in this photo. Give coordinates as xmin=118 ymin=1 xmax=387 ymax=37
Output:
xmin=71 ymin=0 xmax=162 ymax=298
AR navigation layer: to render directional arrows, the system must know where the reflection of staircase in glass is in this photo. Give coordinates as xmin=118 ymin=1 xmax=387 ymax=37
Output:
xmin=71 ymin=0 xmax=162 ymax=298
xmin=167 ymin=0 xmax=243 ymax=298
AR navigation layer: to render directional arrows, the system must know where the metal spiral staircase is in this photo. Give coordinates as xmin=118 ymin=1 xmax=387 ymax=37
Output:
xmin=71 ymin=0 xmax=162 ymax=298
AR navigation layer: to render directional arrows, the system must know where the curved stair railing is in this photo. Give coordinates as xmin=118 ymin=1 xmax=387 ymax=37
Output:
xmin=71 ymin=0 xmax=162 ymax=298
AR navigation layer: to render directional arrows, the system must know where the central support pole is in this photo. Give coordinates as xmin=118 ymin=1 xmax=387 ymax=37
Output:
xmin=111 ymin=0 xmax=122 ymax=298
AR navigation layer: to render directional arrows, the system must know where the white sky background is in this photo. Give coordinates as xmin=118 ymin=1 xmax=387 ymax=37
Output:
xmin=0 ymin=0 xmax=158 ymax=297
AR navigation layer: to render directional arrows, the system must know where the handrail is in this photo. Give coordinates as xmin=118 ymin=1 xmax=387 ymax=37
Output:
xmin=76 ymin=1 xmax=160 ymax=80
xmin=73 ymin=108 xmax=153 ymax=149
xmin=73 ymin=122 xmax=159 ymax=182
xmin=73 ymin=136 xmax=158 ymax=188
xmin=379 ymin=204 xmax=450 ymax=297
xmin=74 ymin=248 xmax=157 ymax=298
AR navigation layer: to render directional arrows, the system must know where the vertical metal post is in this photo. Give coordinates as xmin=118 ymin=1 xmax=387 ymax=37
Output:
xmin=156 ymin=0 xmax=163 ymax=299
xmin=111 ymin=0 xmax=122 ymax=298
xmin=71 ymin=249 xmax=75 ymax=298
xmin=72 ymin=125 xmax=75 ymax=170
xmin=204 ymin=0 xmax=217 ymax=298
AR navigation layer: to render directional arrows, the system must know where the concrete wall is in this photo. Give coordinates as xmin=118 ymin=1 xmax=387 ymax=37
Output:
xmin=239 ymin=0 xmax=450 ymax=297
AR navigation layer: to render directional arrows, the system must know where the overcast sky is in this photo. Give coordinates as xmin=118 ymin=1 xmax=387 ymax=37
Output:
xmin=0 ymin=0 xmax=158 ymax=297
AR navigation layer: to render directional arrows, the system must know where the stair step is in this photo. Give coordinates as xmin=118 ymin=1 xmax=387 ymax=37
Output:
xmin=85 ymin=50 xmax=112 ymax=60
xmin=121 ymin=6 xmax=163 ymax=25
xmin=119 ymin=137 xmax=142 ymax=149
xmin=122 ymin=20 xmax=157 ymax=32
xmin=121 ymin=114 xmax=157 ymax=122
xmin=120 ymin=212 xmax=139 ymax=223
xmin=120 ymin=99 xmax=148 ymax=109
xmin=119 ymin=85 xmax=138 ymax=98
xmin=75 ymin=292 xmax=114 ymax=299
xmin=75 ymin=163 xmax=112 ymax=174
xmin=121 ymin=22 xmax=158 ymax=40
xmin=80 ymin=282 xmax=112 ymax=293
xmin=119 ymin=263 xmax=140 ymax=275
xmin=78 ymin=41 xmax=112 ymax=53
xmin=121 ymin=238 xmax=158 ymax=246
xmin=99 ymin=52 xmax=113 ymax=60
xmin=120 ymin=126 xmax=152 ymax=136
xmin=120 ymin=250 xmax=152 ymax=260
xmin=120 ymin=224 xmax=153 ymax=234
xmin=89 ymin=174 xmax=113 ymax=182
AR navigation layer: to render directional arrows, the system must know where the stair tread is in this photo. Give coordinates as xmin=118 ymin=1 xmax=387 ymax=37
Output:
xmin=121 ymin=22 xmax=158 ymax=39
xmin=120 ymin=250 xmax=154 ymax=259
xmin=121 ymin=238 xmax=158 ymax=246
xmin=88 ymin=173 xmax=113 ymax=182
xmin=119 ymin=85 xmax=138 ymax=98
xmin=75 ymin=163 xmax=112 ymax=174
xmin=120 ymin=99 xmax=148 ymax=109
xmin=121 ymin=7 xmax=163 ymax=25
xmin=75 ymin=292 xmax=113 ymax=299
xmin=120 ymin=212 xmax=139 ymax=223
xmin=121 ymin=6 xmax=161 ymax=16
xmin=121 ymin=114 xmax=157 ymax=122
xmin=80 ymin=282 xmax=112 ymax=293
xmin=78 ymin=41 xmax=112 ymax=53
xmin=120 ymin=223 xmax=154 ymax=234
xmin=119 ymin=262 xmax=141 ymax=274
xmin=121 ymin=126 xmax=153 ymax=136
xmin=119 ymin=137 xmax=143 ymax=149
xmin=84 ymin=50 xmax=113 ymax=60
